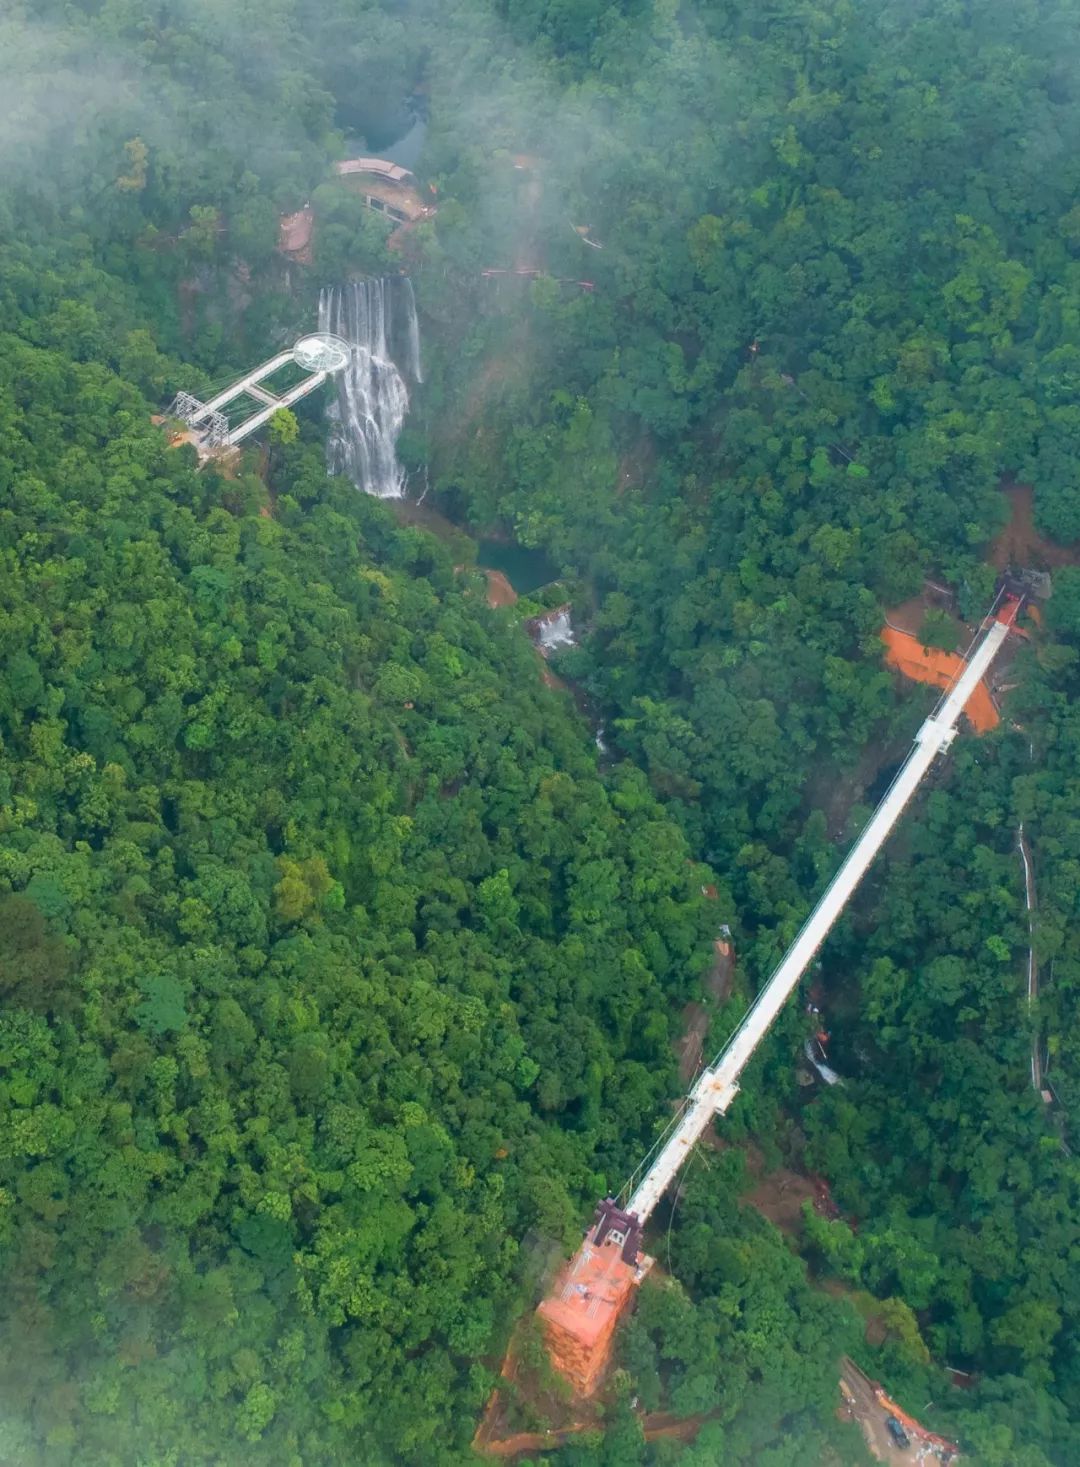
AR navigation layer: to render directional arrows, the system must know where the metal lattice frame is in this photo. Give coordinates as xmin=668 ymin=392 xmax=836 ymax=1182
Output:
xmin=202 ymin=412 xmax=230 ymax=448
xmin=169 ymin=391 xmax=204 ymax=425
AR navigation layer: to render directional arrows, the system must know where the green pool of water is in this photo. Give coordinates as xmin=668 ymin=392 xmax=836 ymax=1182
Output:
xmin=476 ymin=540 xmax=558 ymax=595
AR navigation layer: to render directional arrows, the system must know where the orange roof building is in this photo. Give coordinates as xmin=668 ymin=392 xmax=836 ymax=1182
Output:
xmin=335 ymin=157 xmax=416 ymax=184
xmin=881 ymin=625 xmax=1000 ymax=733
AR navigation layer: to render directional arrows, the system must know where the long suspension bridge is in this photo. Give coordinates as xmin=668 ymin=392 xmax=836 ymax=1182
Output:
xmin=538 ymin=588 xmax=1024 ymax=1395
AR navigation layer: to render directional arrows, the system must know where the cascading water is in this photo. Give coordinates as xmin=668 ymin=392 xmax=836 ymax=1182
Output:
xmin=319 ymin=277 xmax=422 ymax=499
xmin=401 ymin=276 xmax=423 ymax=385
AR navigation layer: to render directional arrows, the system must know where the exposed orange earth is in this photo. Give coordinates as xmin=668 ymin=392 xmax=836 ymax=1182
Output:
xmin=880 ymin=625 xmax=999 ymax=733
xmin=483 ymin=569 xmax=517 ymax=608
xmin=278 ymin=207 xmax=314 ymax=263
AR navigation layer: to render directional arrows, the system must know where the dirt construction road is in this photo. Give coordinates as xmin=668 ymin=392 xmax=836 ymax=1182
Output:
xmin=839 ymin=1360 xmax=942 ymax=1464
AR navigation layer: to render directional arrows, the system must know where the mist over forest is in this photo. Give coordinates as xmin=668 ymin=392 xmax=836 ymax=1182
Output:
xmin=3 ymin=1 xmax=1080 ymax=1463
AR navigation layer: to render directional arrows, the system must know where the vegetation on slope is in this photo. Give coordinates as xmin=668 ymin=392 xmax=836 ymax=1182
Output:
xmin=4 ymin=0 xmax=1080 ymax=1463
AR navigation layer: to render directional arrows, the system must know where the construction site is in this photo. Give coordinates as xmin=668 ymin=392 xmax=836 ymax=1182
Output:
xmin=161 ymin=333 xmax=352 ymax=462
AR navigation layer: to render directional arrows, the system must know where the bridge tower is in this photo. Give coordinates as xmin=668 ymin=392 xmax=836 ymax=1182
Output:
xmin=168 ymin=333 xmax=350 ymax=461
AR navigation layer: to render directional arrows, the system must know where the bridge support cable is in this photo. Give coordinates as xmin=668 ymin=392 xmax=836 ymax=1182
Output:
xmin=625 ymin=599 xmax=1019 ymax=1225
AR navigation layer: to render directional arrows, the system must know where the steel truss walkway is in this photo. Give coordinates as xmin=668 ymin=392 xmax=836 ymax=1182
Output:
xmin=168 ymin=333 xmax=350 ymax=455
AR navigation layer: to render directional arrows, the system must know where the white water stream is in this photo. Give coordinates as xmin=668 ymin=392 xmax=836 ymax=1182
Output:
xmin=319 ymin=277 xmax=422 ymax=498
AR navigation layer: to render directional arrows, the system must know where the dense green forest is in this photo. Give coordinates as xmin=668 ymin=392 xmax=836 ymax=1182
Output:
xmin=3 ymin=0 xmax=1080 ymax=1463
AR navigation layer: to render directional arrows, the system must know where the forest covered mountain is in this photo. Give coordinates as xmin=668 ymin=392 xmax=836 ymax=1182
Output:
xmin=3 ymin=1 xmax=1080 ymax=1463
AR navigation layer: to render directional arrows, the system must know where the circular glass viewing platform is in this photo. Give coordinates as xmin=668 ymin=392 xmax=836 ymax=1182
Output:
xmin=292 ymin=333 xmax=351 ymax=374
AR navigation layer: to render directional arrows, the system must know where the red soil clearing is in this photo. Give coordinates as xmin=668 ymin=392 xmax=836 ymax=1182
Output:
xmin=484 ymin=569 xmax=518 ymax=608
xmin=278 ymin=207 xmax=314 ymax=263
xmin=880 ymin=626 xmax=999 ymax=733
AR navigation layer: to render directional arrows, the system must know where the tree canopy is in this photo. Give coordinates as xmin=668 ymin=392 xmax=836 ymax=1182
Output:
xmin=4 ymin=0 xmax=1080 ymax=1462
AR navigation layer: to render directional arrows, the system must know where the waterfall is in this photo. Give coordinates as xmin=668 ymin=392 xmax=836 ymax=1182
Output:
xmin=319 ymin=277 xmax=422 ymax=499
xmin=401 ymin=276 xmax=423 ymax=384
xmin=528 ymin=605 xmax=576 ymax=657
xmin=537 ymin=608 xmax=575 ymax=652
